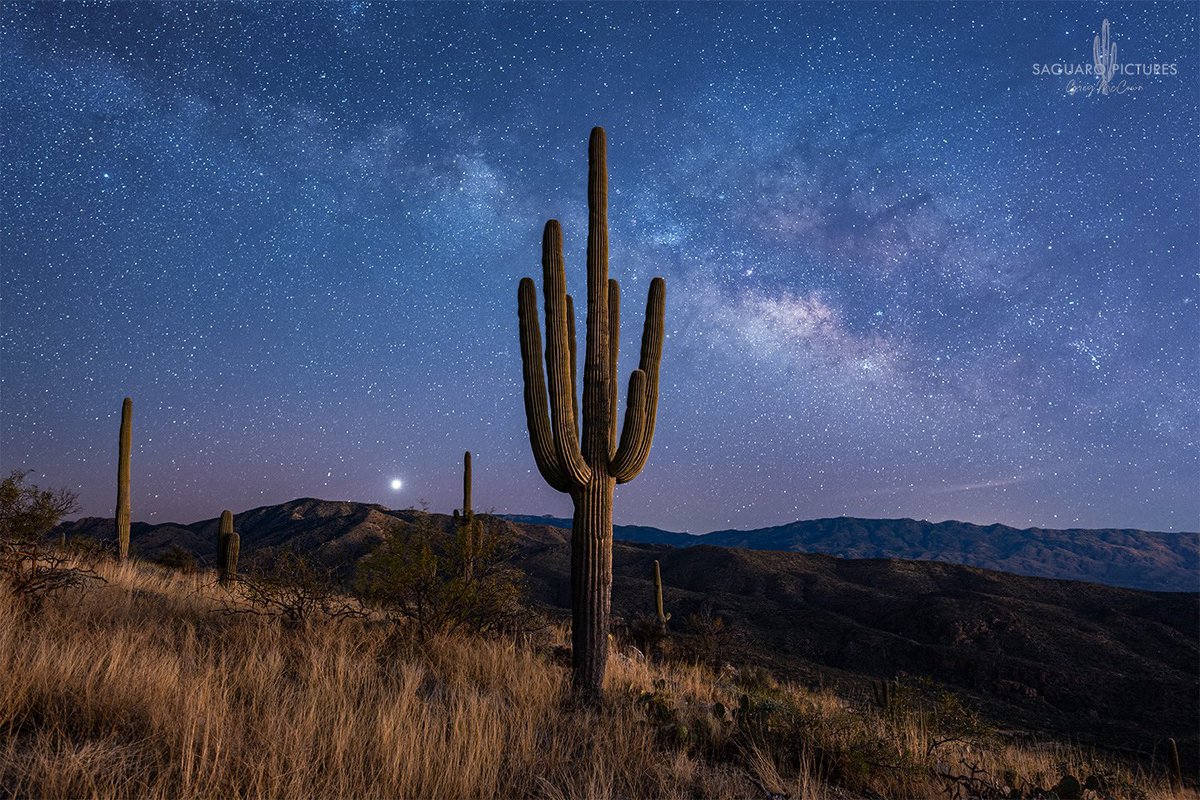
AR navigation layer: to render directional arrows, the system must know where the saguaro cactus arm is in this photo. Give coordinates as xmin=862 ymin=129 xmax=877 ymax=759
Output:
xmin=566 ymin=294 xmax=579 ymax=432
xmin=218 ymin=509 xmax=239 ymax=585
xmin=611 ymin=277 xmax=665 ymax=483
xmin=226 ymin=532 xmax=240 ymax=579
xmin=607 ymin=279 xmax=620 ymax=453
xmin=542 ymin=221 xmax=591 ymax=488
xmin=611 ymin=370 xmax=648 ymax=476
xmin=518 ymin=280 xmax=571 ymax=493
xmin=462 ymin=450 xmax=473 ymax=516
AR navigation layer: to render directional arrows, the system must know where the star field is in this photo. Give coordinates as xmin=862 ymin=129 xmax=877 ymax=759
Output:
xmin=1 ymin=3 xmax=1196 ymax=532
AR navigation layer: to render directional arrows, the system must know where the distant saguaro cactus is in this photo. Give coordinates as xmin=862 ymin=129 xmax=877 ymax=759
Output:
xmin=217 ymin=509 xmax=240 ymax=586
xmin=452 ymin=451 xmax=480 ymax=581
xmin=115 ymin=397 xmax=132 ymax=561
xmin=1167 ymin=737 xmax=1183 ymax=792
xmin=518 ymin=127 xmax=666 ymax=699
xmin=653 ymin=559 xmax=670 ymax=634
xmin=871 ymin=679 xmax=895 ymax=711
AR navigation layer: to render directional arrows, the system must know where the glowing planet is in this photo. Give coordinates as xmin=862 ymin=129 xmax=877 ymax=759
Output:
xmin=390 ymin=479 xmax=403 ymax=491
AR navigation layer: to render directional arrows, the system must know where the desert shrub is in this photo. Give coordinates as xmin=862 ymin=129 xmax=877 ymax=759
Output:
xmin=0 ymin=470 xmax=78 ymax=542
xmin=225 ymin=548 xmax=363 ymax=625
xmin=0 ymin=470 xmax=100 ymax=611
xmin=912 ymin=680 xmax=993 ymax=756
xmin=680 ymin=605 xmax=731 ymax=664
xmin=627 ymin=611 xmax=670 ymax=658
xmin=932 ymin=758 xmax=1123 ymax=800
xmin=154 ymin=545 xmax=199 ymax=574
xmin=735 ymin=664 xmax=780 ymax=694
xmin=355 ymin=513 xmax=537 ymax=640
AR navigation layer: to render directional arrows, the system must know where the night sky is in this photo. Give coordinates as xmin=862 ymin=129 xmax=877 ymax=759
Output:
xmin=2 ymin=3 xmax=1196 ymax=533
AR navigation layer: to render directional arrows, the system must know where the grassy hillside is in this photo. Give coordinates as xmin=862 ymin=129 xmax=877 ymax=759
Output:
xmin=1 ymin=557 xmax=1191 ymax=799
xmin=52 ymin=501 xmax=1200 ymax=778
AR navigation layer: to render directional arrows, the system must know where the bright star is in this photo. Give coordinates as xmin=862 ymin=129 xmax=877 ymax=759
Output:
xmin=390 ymin=479 xmax=403 ymax=491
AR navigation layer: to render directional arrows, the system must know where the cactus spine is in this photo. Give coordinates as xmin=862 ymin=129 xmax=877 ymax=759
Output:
xmin=653 ymin=559 xmax=670 ymax=633
xmin=518 ymin=127 xmax=666 ymax=699
xmin=115 ymin=397 xmax=132 ymax=561
xmin=217 ymin=509 xmax=239 ymax=586
xmin=452 ymin=451 xmax=480 ymax=581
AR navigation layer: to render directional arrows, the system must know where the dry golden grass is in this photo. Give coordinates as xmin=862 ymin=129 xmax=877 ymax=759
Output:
xmin=0 ymin=559 xmax=1190 ymax=799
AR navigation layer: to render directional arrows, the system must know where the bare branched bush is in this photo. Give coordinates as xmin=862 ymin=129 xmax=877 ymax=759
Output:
xmin=0 ymin=470 xmax=102 ymax=611
xmin=223 ymin=548 xmax=364 ymax=625
xmin=680 ymin=604 xmax=731 ymax=664
xmin=153 ymin=544 xmax=199 ymax=574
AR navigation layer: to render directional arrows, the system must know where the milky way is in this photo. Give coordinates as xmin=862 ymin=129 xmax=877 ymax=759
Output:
xmin=1 ymin=3 xmax=1196 ymax=532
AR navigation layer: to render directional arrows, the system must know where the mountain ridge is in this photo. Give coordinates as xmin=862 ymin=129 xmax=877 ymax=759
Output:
xmin=60 ymin=502 xmax=1197 ymax=591
xmin=504 ymin=513 xmax=1200 ymax=592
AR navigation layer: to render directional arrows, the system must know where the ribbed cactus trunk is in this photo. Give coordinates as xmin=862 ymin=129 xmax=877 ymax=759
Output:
xmin=571 ymin=477 xmax=615 ymax=692
xmin=454 ymin=451 xmax=477 ymax=581
xmin=115 ymin=397 xmax=132 ymax=561
xmin=653 ymin=559 xmax=670 ymax=634
xmin=217 ymin=509 xmax=240 ymax=586
xmin=462 ymin=450 xmax=472 ymax=517
xmin=518 ymin=127 xmax=665 ymax=700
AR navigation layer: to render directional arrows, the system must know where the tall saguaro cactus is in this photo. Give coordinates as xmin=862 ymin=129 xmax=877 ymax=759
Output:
xmin=115 ymin=397 xmax=132 ymax=561
xmin=518 ymin=127 xmax=666 ymax=698
xmin=217 ymin=509 xmax=240 ymax=586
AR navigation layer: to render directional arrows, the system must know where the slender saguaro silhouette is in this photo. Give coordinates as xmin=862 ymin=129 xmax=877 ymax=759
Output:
xmin=452 ymin=451 xmax=479 ymax=581
xmin=653 ymin=559 xmax=671 ymax=634
xmin=115 ymin=397 xmax=132 ymax=561
xmin=518 ymin=127 xmax=666 ymax=699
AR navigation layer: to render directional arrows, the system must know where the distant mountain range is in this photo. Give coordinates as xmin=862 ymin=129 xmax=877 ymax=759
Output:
xmin=505 ymin=514 xmax=1200 ymax=592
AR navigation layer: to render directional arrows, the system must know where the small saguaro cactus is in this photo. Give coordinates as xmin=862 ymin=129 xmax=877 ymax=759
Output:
xmin=1167 ymin=737 xmax=1183 ymax=792
xmin=217 ymin=509 xmax=240 ymax=586
xmin=518 ymin=127 xmax=666 ymax=699
xmin=115 ymin=397 xmax=132 ymax=561
xmin=653 ymin=559 xmax=671 ymax=633
xmin=452 ymin=451 xmax=481 ymax=581
xmin=871 ymin=679 xmax=896 ymax=711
